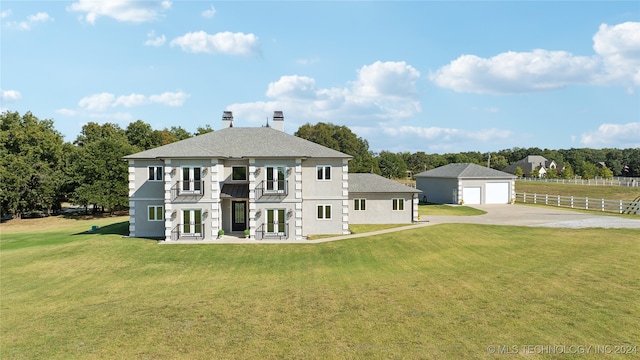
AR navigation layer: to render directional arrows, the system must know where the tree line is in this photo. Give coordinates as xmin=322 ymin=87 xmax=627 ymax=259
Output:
xmin=2 ymin=111 xmax=638 ymax=218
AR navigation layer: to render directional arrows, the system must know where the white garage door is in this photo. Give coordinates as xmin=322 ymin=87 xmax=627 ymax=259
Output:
xmin=486 ymin=182 xmax=510 ymax=204
xmin=462 ymin=187 xmax=481 ymax=204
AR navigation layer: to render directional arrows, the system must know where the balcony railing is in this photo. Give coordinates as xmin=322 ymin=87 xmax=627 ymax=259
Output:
xmin=171 ymin=223 xmax=205 ymax=241
xmin=171 ymin=181 xmax=205 ymax=200
xmin=255 ymin=222 xmax=289 ymax=240
xmin=255 ymin=180 xmax=288 ymax=200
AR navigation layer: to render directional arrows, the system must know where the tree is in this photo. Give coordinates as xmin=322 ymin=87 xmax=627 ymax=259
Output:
xmin=126 ymin=120 xmax=160 ymax=151
xmin=514 ymin=166 xmax=524 ymax=178
xmin=72 ymin=122 xmax=136 ymax=213
xmin=378 ymin=151 xmax=408 ymax=178
xmin=295 ymin=122 xmax=375 ymax=173
xmin=1 ymin=111 xmax=68 ymax=217
xmin=560 ymin=163 xmax=574 ymax=179
xmin=580 ymin=161 xmax=598 ymax=180
xmin=195 ymin=125 xmax=214 ymax=135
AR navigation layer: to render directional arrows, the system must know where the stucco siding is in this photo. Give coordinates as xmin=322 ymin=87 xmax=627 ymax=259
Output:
xmin=349 ymin=193 xmax=416 ymax=224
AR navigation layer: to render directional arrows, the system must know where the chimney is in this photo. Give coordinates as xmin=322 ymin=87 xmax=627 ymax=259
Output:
xmin=273 ymin=111 xmax=284 ymax=132
xmin=222 ymin=111 xmax=233 ymax=128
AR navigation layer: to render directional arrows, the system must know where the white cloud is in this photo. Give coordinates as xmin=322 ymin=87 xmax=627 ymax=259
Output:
xmin=149 ymin=91 xmax=190 ymax=106
xmin=266 ymin=76 xmax=318 ymax=99
xmin=580 ymin=122 xmax=640 ymax=148
xmin=56 ymin=108 xmax=77 ymax=116
xmin=384 ymin=125 xmax=512 ymax=142
xmin=592 ymin=22 xmax=640 ymax=87
xmin=76 ymin=90 xmax=188 ymax=112
xmin=431 ymin=21 xmax=640 ymax=94
xmin=201 ymin=5 xmax=216 ymax=19
xmin=430 ymin=50 xmax=599 ymax=94
xmin=78 ymin=92 xmax=116 ymax=111
xmin=144 ymin=30 xmax=166 ymax=47
xmin=228 ymin=61 xmax=422 ymax=125
xmin=170 ymin=31 xmax=260 ymax=56
xmin=0 ymin=9 xmax=11 ymax=19
xmin=114 ymin=93 xmax=148 ymax=107
xmin=68 ymin=0 xmax=172 ymax=24
xmin=1 ymin=89 xmax=22 ymax=101
xmin=352 ymin=61 xmax=421 ymax=98
xmin=6 ymin=12 xmax=53 ymax=31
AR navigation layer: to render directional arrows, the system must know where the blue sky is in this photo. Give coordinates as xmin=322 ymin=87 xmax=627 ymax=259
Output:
xmin=1 ymin=1 xmax=639 ymax=154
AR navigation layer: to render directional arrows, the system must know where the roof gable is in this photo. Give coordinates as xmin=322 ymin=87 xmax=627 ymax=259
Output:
xmin=415 ymin=163 xmax=516 ymax=179
xmin=348 ymin=173 xmax=421 ymax=194
xmin=124 ymin=127 xmax=352 ymax=160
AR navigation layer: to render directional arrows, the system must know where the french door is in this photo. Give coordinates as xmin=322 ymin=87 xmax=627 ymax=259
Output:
xmin=182 ymin=167 xmax=202 ymax=193
xmin=266 ymin=166 xmax=285 ymax=193
xmin=182 ymin=209 xmax=202 ymax=236
xmin=266 ymin=209 xmax=286 ymax=235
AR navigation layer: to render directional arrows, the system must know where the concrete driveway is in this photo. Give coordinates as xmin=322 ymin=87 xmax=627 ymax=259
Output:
xmin=426 ymin=204 xmax=640 ymax=229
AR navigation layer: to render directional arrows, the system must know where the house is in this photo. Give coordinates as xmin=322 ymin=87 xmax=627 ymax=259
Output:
xmin=124 ymin=111 xmax=352 ymax=241
xmin=348 ymin=173 xmax=421 ymax=224
xmin=503 ymin=155 xmax=558 ymax=178
xmin=415 ymin=163 xmax=516 ymax=205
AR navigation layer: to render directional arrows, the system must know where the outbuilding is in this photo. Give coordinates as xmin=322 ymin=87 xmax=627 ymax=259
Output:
xmin=415 ymin=163 xmax=516 ymax=205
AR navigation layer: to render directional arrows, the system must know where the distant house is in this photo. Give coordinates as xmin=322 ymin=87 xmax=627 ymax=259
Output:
xmin=503 ymin=155 xmax=558 ymax=178
xmin=348 ymin=173 xmax=421 ymax=224
xmin=415 ymin=163 xmax=516 ymax=205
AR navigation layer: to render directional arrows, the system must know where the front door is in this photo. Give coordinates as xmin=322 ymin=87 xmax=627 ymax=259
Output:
xmin=232 ymin=201 xmax=246 ymax=231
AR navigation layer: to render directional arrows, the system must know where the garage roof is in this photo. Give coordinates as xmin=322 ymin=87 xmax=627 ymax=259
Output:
xmin=415 ymin=163 xmax=516 ymax=179
xmin=349 ymin=173 xmax=421 ymax=194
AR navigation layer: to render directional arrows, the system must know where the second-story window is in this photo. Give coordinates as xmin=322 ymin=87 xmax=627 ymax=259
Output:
xmin=148 ymin=166 xmax=163 ymax=181
xmin=182 ymin=167 xmax=202 ymax=193
xmin=317 ymin=165 xmax=331 ymax=180
xmin=232 ymin=166 xmax=247 ymax=181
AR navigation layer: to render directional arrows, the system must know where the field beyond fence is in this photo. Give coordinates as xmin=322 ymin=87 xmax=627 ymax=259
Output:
xmin=516 ymin=192 xmax=640 ymax=215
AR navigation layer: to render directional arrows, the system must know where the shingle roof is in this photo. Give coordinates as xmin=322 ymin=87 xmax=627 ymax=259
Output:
xmin=415 ymin=163 xmax=516 ymax=179
xmin=348 ymin=173 xmax=421 ymax=194
xmin=124 ymin=127 xmax=352 ymax=160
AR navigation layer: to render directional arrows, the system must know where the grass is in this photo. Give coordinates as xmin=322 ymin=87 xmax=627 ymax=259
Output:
xmin=2 ymin=216 xmax=638 ymax=359
xmin=419 ymin=204 xmax=486 ymax=216
xmin=516 ymin=180 xmax=640 ymax=201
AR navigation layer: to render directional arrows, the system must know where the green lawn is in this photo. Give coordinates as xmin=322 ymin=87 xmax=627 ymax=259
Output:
xmin=419 ymin=204 xmax=486 ymax=216
xmin=1 ymin=216 xmax=638 ymax=359
xmin=516 ymin=181 xmax=640 ymax=201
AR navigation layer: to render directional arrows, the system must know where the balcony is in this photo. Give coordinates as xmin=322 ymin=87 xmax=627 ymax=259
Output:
xmin=171 ymin=223 xmax=205 ymax=241
xmin=171 ymin=181 xmax=205 ymax=200
xmin=255 ymin=180 xmax=288 ymax=200
xmin=255 ymin=222 xmax=289 ymax=240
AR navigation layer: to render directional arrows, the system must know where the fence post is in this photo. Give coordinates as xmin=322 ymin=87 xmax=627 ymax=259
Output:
xmin=534 ymin=193 xmax=537 ymax=204
xmin=585 ymin=197 xmax=589 ymax=210
xmin=619 ymin=200 xmax=623 ymax=214
xmin=601 ymin=199 xmax=604 ymax=212
xmin=557 ymin=195 xmax=560 ymax=206
xmin=571 ymin=196 xmax=574 ymax=208
xmin=545 ymin=194 xmax=548 ymax=205
xmin=523 ymin=192 xmax=526 ymax=203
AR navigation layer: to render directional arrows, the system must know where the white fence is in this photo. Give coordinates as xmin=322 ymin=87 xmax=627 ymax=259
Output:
xmin=517 ymin=177 xmax=639 ymax=187
xmin=515 ymin=192 xmax=640 ymax=215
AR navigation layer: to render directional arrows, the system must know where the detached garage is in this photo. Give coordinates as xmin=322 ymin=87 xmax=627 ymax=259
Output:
xmin=415 ymin=163 xmax=516 ymax=205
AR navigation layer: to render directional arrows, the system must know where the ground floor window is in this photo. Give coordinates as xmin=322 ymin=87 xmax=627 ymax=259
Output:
xmin=266 ymin=209 xmax=286 ymax=234
xmin=317 ymin=205 xmax=331 ymax=219
xmin=354 ymin=198 xmax=366 ymax=211
xmin=148 ymin=206 xmax=163 ymax=221
xmin=392 ymin=198 xmax=404 ymax=211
